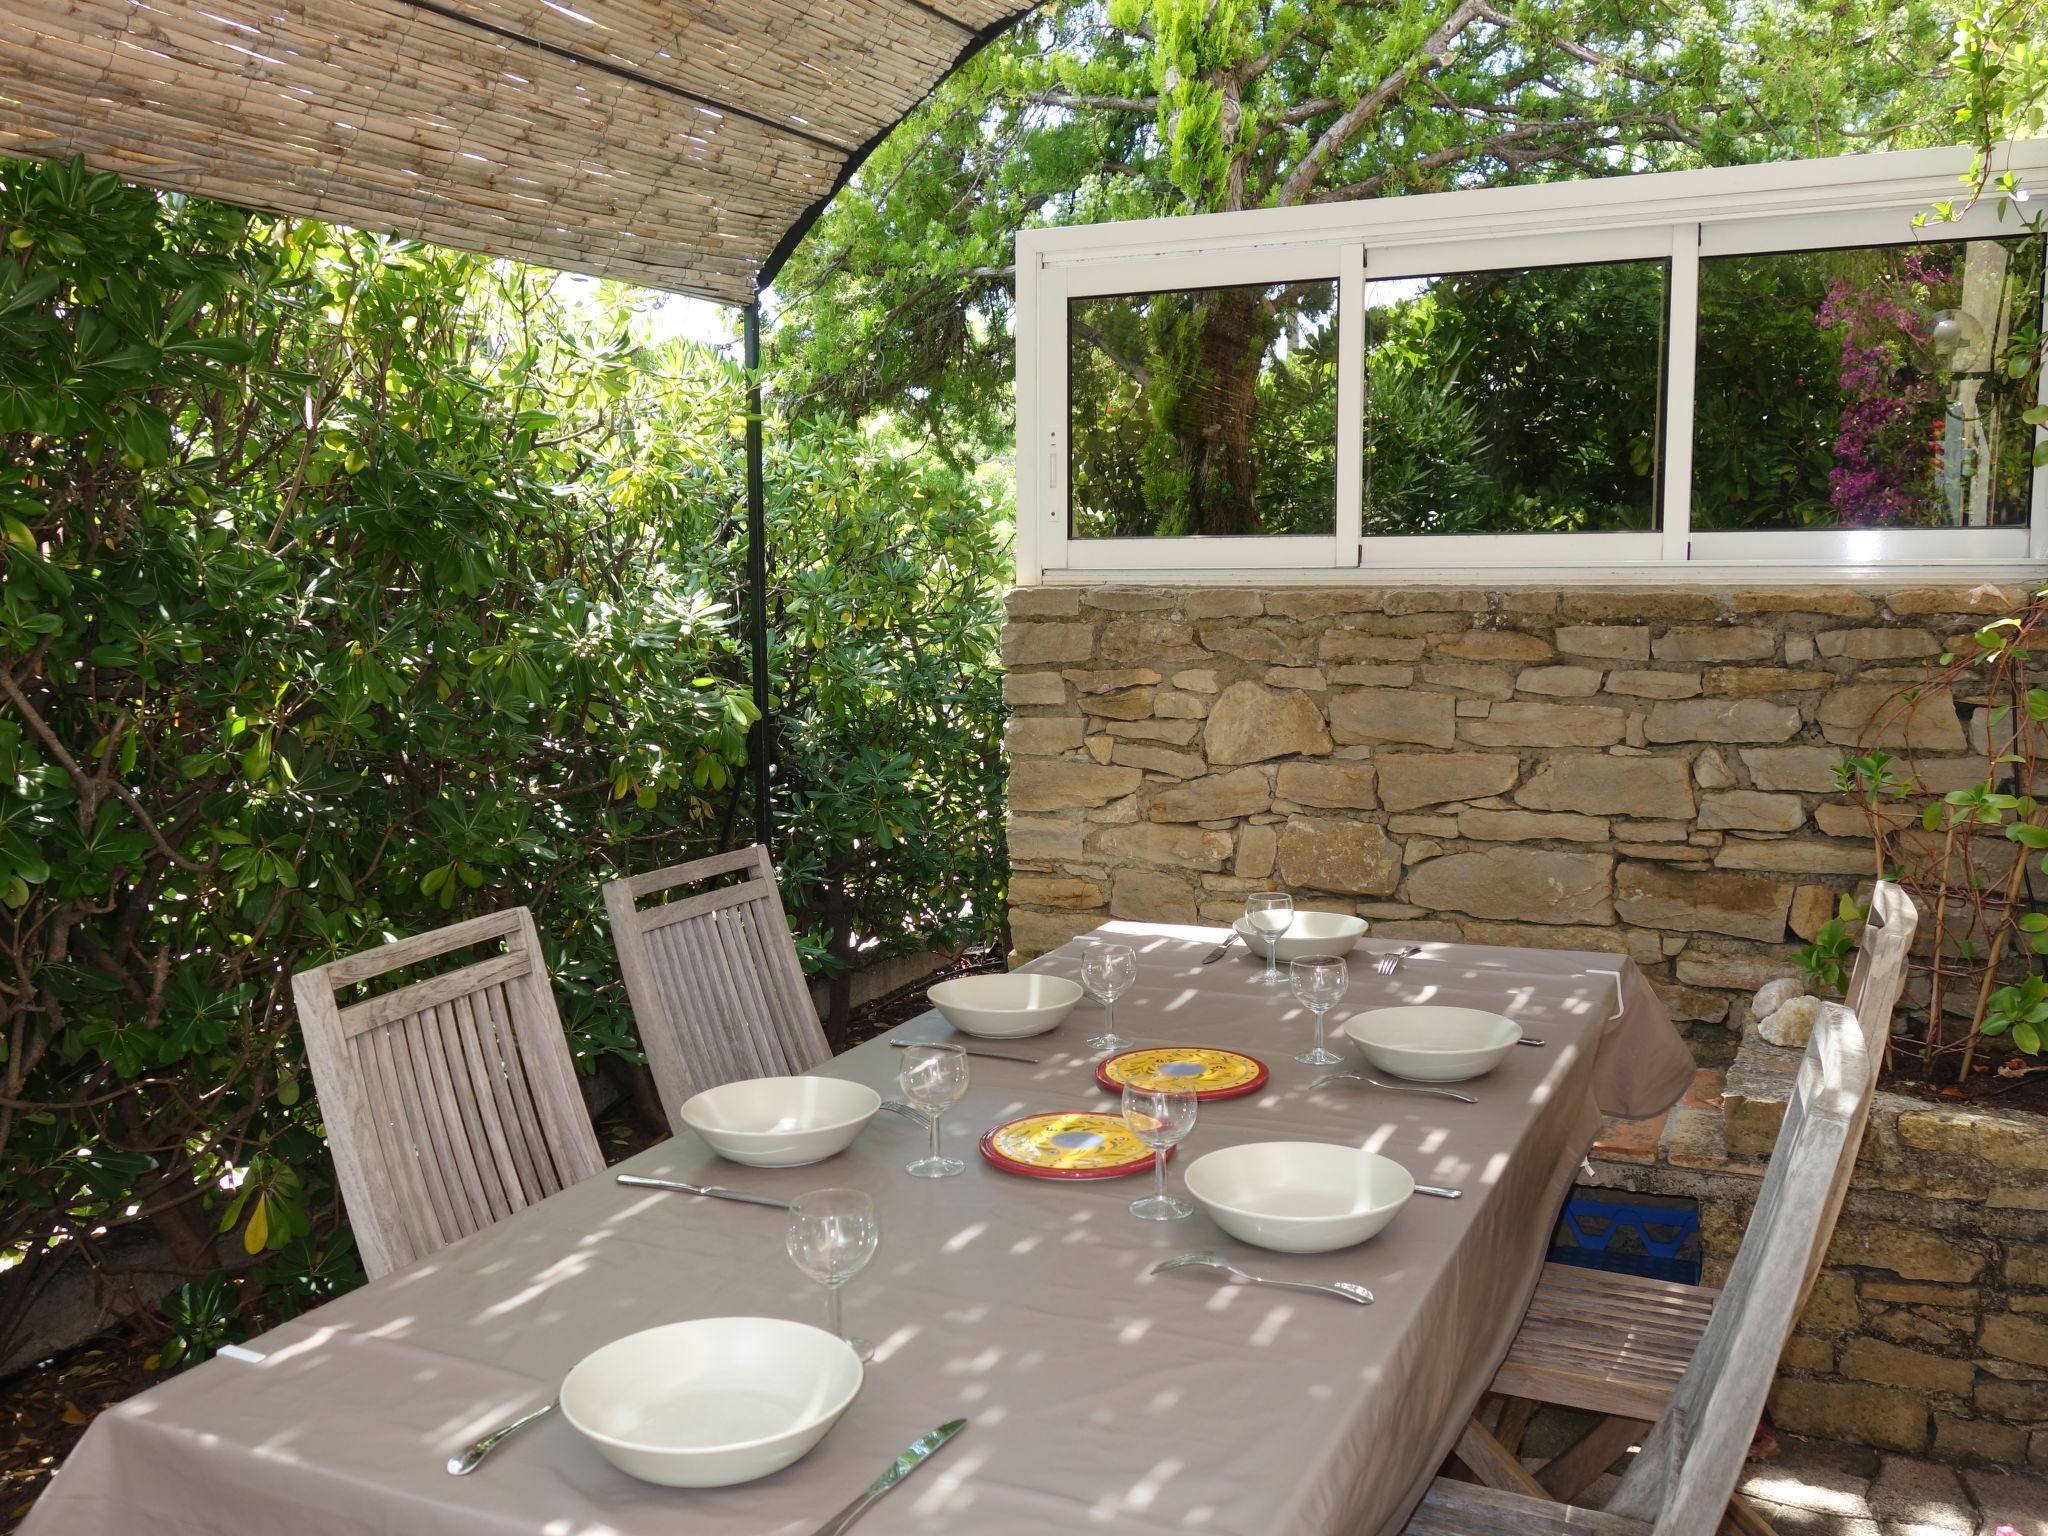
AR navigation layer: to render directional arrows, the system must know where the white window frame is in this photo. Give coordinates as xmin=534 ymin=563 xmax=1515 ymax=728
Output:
xmin=1015 ymin=139 xmax=2048 ymax=586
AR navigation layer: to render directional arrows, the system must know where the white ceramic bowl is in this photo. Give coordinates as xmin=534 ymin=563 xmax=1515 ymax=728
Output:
xmin=559 ymin=1317 xmax=862 ymax=1487
xmin=1182 ymin=1141 xmax=1415 ymax=1253
xmin=678 ymin=1076 xmax=880 ymax=1167
xmin=1232 ymin=910 xmax=1369 ymax=963
xmin=1341 ymin=1005 xmax=1521 ymax=1082
xmin=927 ymin=972 xmax=1083 ymax=1039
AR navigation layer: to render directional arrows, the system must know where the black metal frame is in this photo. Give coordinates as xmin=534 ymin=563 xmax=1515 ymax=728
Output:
xmin=743 ymin=302 xmax=772 ymax=854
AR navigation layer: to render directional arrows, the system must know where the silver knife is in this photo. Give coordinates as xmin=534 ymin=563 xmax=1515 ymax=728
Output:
xmin=614 ymin=1174 xmax=790 ymax=1208
xmin=1199 ymin=931 xmax=1238 ymax=965
xmin=807 ymin=1418 xmax=968 ymax=1536
xmin=888 ymin=1039 xmax=1041 ymax=1064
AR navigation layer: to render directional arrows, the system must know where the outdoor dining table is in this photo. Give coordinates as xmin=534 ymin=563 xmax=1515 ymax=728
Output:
xmin=25 ymin=921 xmax=1694 ymax=1536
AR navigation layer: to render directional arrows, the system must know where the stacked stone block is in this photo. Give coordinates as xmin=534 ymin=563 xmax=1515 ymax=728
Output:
xmin=1003 ymin=582 xmax=2013 ymax=1062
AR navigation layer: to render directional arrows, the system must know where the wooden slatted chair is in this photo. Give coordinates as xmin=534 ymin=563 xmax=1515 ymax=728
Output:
xmin=1406 ymin=988 xmax=1876 ymax=1536
xmin=603 ymin=845 xmax=829 ymax=1128
xmin=292 ymin=907 xmax=605 ymax=1279
xmin=1450 ymin=881 xmax=1915 ymax=1518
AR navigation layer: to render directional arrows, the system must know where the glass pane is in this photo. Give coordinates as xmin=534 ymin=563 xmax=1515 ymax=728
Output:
xmin=1363 ymin=260 xmax=1667 ymax=536
xmin=1693 ymin=235 xmax=2045 ymax=531
xmin=1068 ymin=280 xmax=1337 ymax=538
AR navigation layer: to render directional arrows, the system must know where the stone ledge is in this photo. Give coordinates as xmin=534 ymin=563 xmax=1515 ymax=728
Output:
xmin=1720 ymin=1029 xmax=2048 ymax=1204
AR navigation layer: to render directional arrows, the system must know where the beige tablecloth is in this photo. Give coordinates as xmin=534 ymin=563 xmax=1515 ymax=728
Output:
xmin=25 ymin=924 xmax=1690 ymax=1536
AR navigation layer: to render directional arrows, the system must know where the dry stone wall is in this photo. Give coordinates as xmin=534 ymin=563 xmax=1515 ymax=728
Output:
xmin=1003 ymin=582 xmax=2019 ymax=1061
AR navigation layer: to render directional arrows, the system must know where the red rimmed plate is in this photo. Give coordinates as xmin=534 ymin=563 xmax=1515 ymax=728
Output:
xmin=979 ymin=1111 xmax=1168 ymax=1180
xmin=1096 ymin=1046 xmax=1268 ymax=1101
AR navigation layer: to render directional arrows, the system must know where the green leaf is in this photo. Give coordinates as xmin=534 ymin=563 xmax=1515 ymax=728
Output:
xmin=0 ymin=271 xmax=59 ymax=315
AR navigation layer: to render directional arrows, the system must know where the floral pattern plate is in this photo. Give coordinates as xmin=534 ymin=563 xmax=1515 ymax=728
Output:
xmin=1095 ymin=1046 xmax=1268 ymax=1101
xmin=979 ymin=1111 xmax=1168 ymax=1180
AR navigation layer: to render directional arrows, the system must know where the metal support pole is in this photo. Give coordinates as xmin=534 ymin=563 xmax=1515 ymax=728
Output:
xmin=743 ymin=300 xmax=772 ymax=854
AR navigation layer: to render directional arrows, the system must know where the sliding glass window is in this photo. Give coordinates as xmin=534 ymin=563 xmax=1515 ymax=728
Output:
xmin=1693 ymin=234 xmax=2045 ymax=533
xmin=1068 ymin=279 xmax=1339 ymax=539
xmin=1016 ymin=141 xmax=2048 ymax=579
xmin=1362 ymin=259 xmax=1668 ymax=537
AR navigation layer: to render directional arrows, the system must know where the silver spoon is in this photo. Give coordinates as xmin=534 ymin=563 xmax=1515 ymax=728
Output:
xmin=1306 ymin=1071 xmax=1476 ymax=1105
xmin=1150 ymin=1253 xmax=1373 ymax=1305
xmin=447 ymin=1401 xmax=554 ymax=1475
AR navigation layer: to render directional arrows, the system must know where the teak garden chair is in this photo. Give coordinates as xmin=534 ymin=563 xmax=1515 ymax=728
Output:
xmin=603 ymin=845 xmax=829 ymax=1129
xmin=1405 ymin=984 xmax=1878 ymax=1536
xmin=1432 ymin=882 xmax=1915 ymax=1531
xmin=292 ymin=907 xmax=604 ymax=1279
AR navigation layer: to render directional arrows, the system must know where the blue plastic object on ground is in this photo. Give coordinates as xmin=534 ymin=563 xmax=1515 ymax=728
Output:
xmin=1548 ymin=1188 xmax=1704 ymax=1286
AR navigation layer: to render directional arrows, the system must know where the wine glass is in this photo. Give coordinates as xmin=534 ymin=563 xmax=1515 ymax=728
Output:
xmin=1081 ymin=941 xmax=1138 ymax=1052
xmin=897 ymin=1042 xmax=969 ymax=1177
xmin=1290 ymin=953 xmax=1350 ymax=1067
xmin=1245 ymin=891 xmax=1294 ymax=984
xmin=786 ymin=1188 xmax=879 ymax=1362
xmin=1121 ymin=1082 xmax=1198 ymax=1220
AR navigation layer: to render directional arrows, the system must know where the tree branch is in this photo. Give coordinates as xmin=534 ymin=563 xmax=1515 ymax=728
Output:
xmin=1033 ymin=89 xmax=1159 ymax=115
xmin=1275 ymin=0 xmax=1490 ymax=207
xmin=0 ymin=666 xmax=211 ymax=874
xmin=1069 ymin=318 xmax=1151 ymax=390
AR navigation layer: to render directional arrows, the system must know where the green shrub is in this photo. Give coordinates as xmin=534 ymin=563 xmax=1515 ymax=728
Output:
xmin=0 ymin=158 xmax=1008 ymax=1352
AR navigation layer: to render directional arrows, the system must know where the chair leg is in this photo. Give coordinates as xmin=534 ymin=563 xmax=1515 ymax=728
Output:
xmin=1719 ymin=1492 xmax=1782 ymax=1536
xmin=1453 ymin=1418 xmax=1549 ymax=1498
xmin=1535 ymin=1414 xmax=1650 ymax=1500
xmin=1493 ymin=1395 xmax=1538 ymax=1457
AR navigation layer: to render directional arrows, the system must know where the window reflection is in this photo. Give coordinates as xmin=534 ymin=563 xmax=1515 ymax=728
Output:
xmin=1693 ymin=235 xmax=2045 ymax=531
xmin=1362 ymin=260 xmax=1668 ymax=536
xmin=1068 ymin=280 xmax=1338 ymax=539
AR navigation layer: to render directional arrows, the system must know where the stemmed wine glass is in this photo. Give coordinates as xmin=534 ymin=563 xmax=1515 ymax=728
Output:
xmin=786 ymin=1188 xmax=879 ymax=1362
xmin=1290 ymin=953 xmax=1350 ymax=1067
xmin=1081 ymin=941 xmax=1138 ymax=1053
xmin=897 ymin=1042 xmax=969 ymax=1178
xmin=1121 ymin=1082 xmax=1198 ymax=1220
xmin=1245 ymin=891 xmax=1294 ymax=984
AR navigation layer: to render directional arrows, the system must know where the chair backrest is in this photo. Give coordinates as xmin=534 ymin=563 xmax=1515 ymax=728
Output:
xmin=602 ymin=845 xmax=829 ymax=1125
xmin=292 ymin=907 xmax=604 ymax=1279
xmin=1844 ymin=880 xmax=1916 ymax=1074
xmin=1808 ymin=880 xmax=1915 ymax=1294
xmin=1606 ymin=1000 xmax=1873 ymax=1535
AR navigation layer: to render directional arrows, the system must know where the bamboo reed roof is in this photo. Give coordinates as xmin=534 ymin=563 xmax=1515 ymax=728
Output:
xmin=0 ymin=0 xmax=1034 ymax=303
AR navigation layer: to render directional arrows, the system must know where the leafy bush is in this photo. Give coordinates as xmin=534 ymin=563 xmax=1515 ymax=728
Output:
xmin=0 ymin=158 xmax=1008 ymax=1354
xmin=765 ymin=419 xmax=1009 ymax=1036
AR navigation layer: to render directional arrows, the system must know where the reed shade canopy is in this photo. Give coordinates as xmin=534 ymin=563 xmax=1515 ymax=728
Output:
xmin=0 ymin=0 xmax=1036 ymax=303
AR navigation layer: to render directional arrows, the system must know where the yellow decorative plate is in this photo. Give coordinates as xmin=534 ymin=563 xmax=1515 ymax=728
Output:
xmin=1097 ymin=1047 xmax=1269 ymax=1101
xmin=979 ymin=1112 xmax=1166 ymax=1180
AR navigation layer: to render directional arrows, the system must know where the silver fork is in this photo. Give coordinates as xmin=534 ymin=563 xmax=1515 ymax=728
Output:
xmin=1150 ymin=1253 xmax=1373 ymax=1305
xmin=1374 ymin=945 xmax=1423 ymax=977
xmin=1306 ymin=1070 xmax=1476 ymax=1105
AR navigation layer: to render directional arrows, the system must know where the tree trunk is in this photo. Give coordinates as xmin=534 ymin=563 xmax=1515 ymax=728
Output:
xmin=1166 ymin=287 xmax=1267 ymax=535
